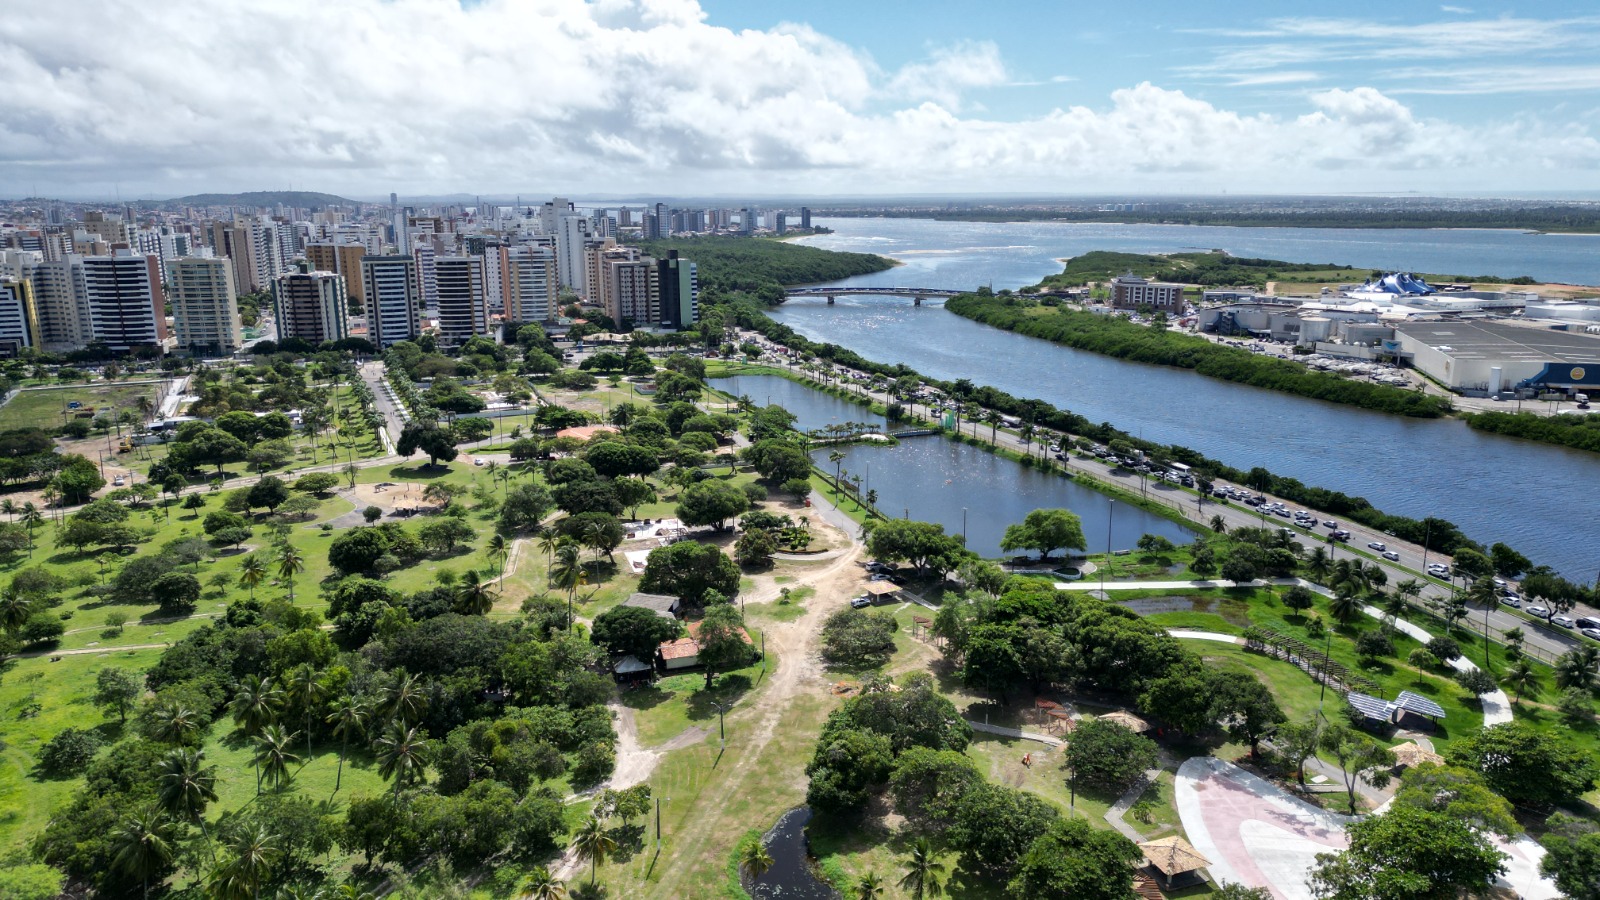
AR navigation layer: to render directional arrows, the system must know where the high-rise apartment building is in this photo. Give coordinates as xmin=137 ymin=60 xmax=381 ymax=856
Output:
xmin=433 ymin=256 xmax=487 ymax=347
xmin=774 ymin=212 xmax=787 ymax=235
xmin=605 ymin=255 xmax=658 ymax=327
xmin=504 ymin=246 xmax=558 ymax=324
xmin=82 ymin=211 xmax=129 ymax=245
xmin=800 ymin=207 xmax=812 ymax=229
xmin=82 ymin=250 xmax=166 ymax=353
xmin=273 ymin=264 xmax=349 ymax=345
xmin=360 ymin=255 xmax=420 ymax=348
xmin=23 ymin=255 xmax=92 ymax=350
xmin=166 ymin=257 xmax=242 ymax=355
xmin=553 ymin=213 xmax=590 ymax=294
xmin=305 ymin=242 xmax=367 ymax=310
xmin=0 ymin=279 xmax=40 ymax=356
xmin=657 ymin=250 xmax=698 ymax=330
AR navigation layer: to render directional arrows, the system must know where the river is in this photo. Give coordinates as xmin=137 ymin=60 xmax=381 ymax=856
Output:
xmin=770 ymin=218 xmax=1600 ymax=580
xmin=711 ymin=373 xmax=1189 ymax=558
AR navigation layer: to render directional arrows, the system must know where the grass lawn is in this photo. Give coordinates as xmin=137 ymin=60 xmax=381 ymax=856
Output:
xmin=0 ymin=382 xmax=162 ymax=432
xmin=623 ymin=650 xmax=776 ymax=748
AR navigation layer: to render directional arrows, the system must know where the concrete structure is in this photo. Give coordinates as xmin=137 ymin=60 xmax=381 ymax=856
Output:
xmin=304 ymin=242 xmax=366 ymax=310
xmin=657 ymin=249 xmax=698 ymax=329
xmin=1111 ymin=273 xmax=1185 ymax=312
xmin=603 ymin=251 xmax=658 ymax=327
xmin=166 ymin=257 xmax=242 ymax=355
xmin=360 ymin=255 xmax=421 ymax=348
xmin=81 ymin=250 xmax=166 ymax=353
xmin=433 ymin=256 xmax=487 ymax=347
xmin=9 ymin=252 xmax=90 ymax=350
xmin=272 ymin=265 xmax=349 ymax=345
xmin=1396 ymin=321 xmax=1600 ymax=395
xmin=0 ymin=278 xmax=40 ymax=355
xmin=504 ymin=245 xmax=558 ymax=324
xmin=800 ymin=206 xmax=811 ymax=229
xmin=622 ymin=592 xmax=680 ymax=620
xmin=553 ymin=212 xmax=589 ymax=293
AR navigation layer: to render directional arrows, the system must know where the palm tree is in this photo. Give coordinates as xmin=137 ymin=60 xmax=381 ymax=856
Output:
xmin=0 ymin=588 xmax=31 ymax=633
xmin=375 ymin=722 xmax=432 ymax=803
xmin=19 ymin=502 xmax=41 ymax=548
xmin=1305 ymin=547 xmax=1331 ymax=583
xmin=829 ymin=450 xmax=846 ymax=490
xmin=211 ymin=824 xmax=281 ymax=900
xmin=854 ymin=871 xmax=886 ymax=900
xmin=984 ymin=409 xmax=1001 ymax=445
xmin=1328 ymin=587 xmax=1362 ymax=625
xmin=2 ymin=498 xmax=17 ymax=521
xmin=487 ymin=533 xmax=510 ymax=576
xmin=572 ymin=816 xmax=617 ymax=887
xmin=326 ymin=696 xmax=369 ymax=793
xmin=1504 ymin=660 xmax=1538 ymax=703
xmin=285 ymin=664 xmax=327 ymax=761
xmin=539 ymin=531 xmax=561 ymax=570
xmin=1555 ymin=645 xmax=1600 ymax=691
xmin=455 ymin=570 xmax=495 ymax=616
xmin=739 ymin=838 xmax=774 ymax=882
xmin=238 ymin=555 xmax=267 ymax=600
xmin=230 ymin=674 xmax=282 ymax=737
xmin=276 ymin=545 xmax=304 ymax=604
xmin=1444 ymin=600 xmax=1470 ymax=633
xmin=1380 ymin=591 xmax=1408 ymax=625
xmin=519 ymin=866 xmax=567 ymax=899
xmin=378 ymin=672 xmax=429 ymax=728
xmin=551 ymin=538 xmax=585 ymax=611
xmin=253 ymin=724 xmax=302 ymax=792
xmin=111 ymin=806 xmax=176 ymax=900
xmin=147 ymin=699 xmax=204 ymax=746
xmin=157 ymin=747 xmax=217 ymax=854
xmin=898 ymin=837 xmax=945 ymax=900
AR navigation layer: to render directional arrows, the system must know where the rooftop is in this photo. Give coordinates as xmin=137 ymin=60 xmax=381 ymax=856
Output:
xmin=1397 ymin=320 xmax=1600 ymax=363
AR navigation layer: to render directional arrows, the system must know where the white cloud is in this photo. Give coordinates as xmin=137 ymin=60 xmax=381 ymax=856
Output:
xmin=1440 ymin=5 xmax=1473 ymax=13
xmin=0 ymin=0 xmax=1595 ymax=196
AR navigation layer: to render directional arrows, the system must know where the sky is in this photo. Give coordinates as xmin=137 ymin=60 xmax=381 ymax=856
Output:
xmin=3 ymin=0 xmax=1600 ymax=200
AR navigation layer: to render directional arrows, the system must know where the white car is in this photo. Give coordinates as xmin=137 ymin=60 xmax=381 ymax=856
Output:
xmin=112 ymin=476 xmax=125 ymax=486
xmin=1553 ymin=616 xmax=1576 ymax=629
xmin=1382 ymin=551 xmax=1401 ymax=562
xmin=1367 ymin=541 xmax=1387 ymax=552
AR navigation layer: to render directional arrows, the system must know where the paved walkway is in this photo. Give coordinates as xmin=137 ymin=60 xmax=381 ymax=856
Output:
xmin=1057 ymin=578 xmax=1265 ymax=591
xmin=1361 ymin=604 xmax=1514 ymax=726
xmin=1168 ymin=630 xmax=1244 ymax=644
xmin=965 ymin=720 xmax=1063 ymax=746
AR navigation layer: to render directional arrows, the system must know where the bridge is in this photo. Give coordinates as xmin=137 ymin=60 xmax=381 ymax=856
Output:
xmin=785 ymin=286 xmax=965 ymax=306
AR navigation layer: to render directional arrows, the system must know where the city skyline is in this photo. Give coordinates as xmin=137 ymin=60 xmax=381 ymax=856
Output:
xmin=4 ymin=0 xmax=1599 ymax=199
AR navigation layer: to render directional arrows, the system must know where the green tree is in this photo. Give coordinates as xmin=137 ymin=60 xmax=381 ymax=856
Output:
xmin=854 ymin=872 xmax=886 ymax=900
xmin=93 ymin=666 xmax=142 ymax=723
xmin=1006 ymin=817 xmax=1141 ymax=900
xmin=675 ymin=479 xmax=750 ymax=531
xmin=1392 ymin=763 xmax=1518 ymax=838
xmin=156 ymin=747 xmax=218 ymax=852
xmin=238 ymin=554 xmax=266 ymax=600
xmin=1063 ymin=718 xmax=1158 ymax=795
xmin=998 ymin=508 xmax=1086 ymax=560
xmin=899 ymin=836 xmax=946 ymax=900
xmin=639 ymin=540 xmax=741 ymax=606
xmin=1540 ymin=813 xmax=1600 ymax=900
xmin=590 ymin=605 xmax=683 ymax=662
xmin=375 ymin=722 xmax=432 ymax=803
xmin=276 ymin=544 xmax=304 ymax=604
xmin=1448 ymin=722 xmax=1600 ymax=808
xmin=1320 ymin=724 xmax=1395 ymax=815
xmin=571 ymin=816 xmax=617 ymax=888
xmin=110 ymin=806 xmax=176 ymax=900
xmin=253 ymin=723 xmax=302 ymax=792
xmin=697 ymin=603 xmax=752 ymax=689
xmin=1308 ymin=804 xmax=1505 ymax=900
xmin=325 ymin=696 xmax=368 ymax=793
xmin=739 ymin=838 xmax=775 ymax=882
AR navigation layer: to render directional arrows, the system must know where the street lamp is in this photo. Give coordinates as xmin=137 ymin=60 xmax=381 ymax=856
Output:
xmin=1102 ymin=500 xmax=1115 ymax=591
xmin=961 ymin=507 xmax=968 ymax=546
xmin=1316 ymin=626 xmax=1333 ymax=719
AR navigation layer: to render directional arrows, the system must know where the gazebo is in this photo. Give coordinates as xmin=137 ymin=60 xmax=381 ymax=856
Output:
xmin=1034 ymin=698 xmax=1062 ymax=723
xmin=1390 ymin=741 xmax=1445 ymax=769
xmin=1139 ymin=836 xmax=1210 ymax=890
xmin=863 ymin=581 xmax=900 ymax=599
xmin=1100 ymin=710 xmax=1152 ymax=733
xmin=1045 ymin=709 xmax=1077 ymax=734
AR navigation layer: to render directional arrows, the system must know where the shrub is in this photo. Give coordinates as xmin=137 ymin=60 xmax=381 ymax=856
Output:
xmin=37 ymin=727 xmax=102 ymax=777
xmin=1426 ymin=636 xmax=1462 ymax=662
xmin=1407 ymin=648 xmax=1440 ymax=669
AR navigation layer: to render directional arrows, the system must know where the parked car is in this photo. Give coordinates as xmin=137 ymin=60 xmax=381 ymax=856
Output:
xmin=1553 ymin=616 xmax=1576 ymax=629
xmin=1367 ymin=541 xmax=1387 ymax=552
xmin=1582 ymin=628 xmax=1600 ymax=641
xmin=850 ymin=597 xmax=871 ymax=609
xmin=1526 ymin=605 xmax=1551 ymax=619
xmin=1499 ymin=596 xmax=1521 ymax=609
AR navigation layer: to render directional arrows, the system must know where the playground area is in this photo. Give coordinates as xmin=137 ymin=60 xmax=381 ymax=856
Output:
xmin=347 ymin=481 xmax=434 ymax=516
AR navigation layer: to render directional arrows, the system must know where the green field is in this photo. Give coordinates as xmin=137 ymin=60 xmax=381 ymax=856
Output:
xmin=0 ymin=382 xmax=163 ymax=432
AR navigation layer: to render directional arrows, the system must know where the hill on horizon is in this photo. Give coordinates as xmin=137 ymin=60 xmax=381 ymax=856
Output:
xmin=160 ymin=190 xmax=359 ymax=208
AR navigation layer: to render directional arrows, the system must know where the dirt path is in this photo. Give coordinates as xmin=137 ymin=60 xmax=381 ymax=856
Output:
xmin=647 ymin=540 xmax=865 ymax=898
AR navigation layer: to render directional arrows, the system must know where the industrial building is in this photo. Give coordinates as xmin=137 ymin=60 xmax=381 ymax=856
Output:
xmin=1395 ymin=321 xmax=1600 ymax=396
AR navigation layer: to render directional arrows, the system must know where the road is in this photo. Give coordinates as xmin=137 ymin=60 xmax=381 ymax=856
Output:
xmin=358 ymin=361 xmax=403 ymax=454
xmin=738 ymin=338 xmax=1590 ymax=664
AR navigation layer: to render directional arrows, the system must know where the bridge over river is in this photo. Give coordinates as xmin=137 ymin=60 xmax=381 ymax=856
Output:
xmin=785 ymin=286 xmax=965 ymax=305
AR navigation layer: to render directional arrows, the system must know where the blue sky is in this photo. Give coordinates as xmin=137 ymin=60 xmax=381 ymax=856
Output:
xmin=3 ymin=0 xmax=1598 ymax=197
xmin=701 ymin=0 xmax=1600 ymax=122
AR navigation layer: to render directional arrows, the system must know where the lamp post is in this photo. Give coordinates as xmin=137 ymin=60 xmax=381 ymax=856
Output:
xmin=961 ymin=507 xmax=968 ymax=546
xmin=1316 ymin=626 xmax=1333 ymax=718
xmin=1102 ymin=500 xmax=1115 ymax=591
xmin=655 ymin=795 xmax=670 ymax=851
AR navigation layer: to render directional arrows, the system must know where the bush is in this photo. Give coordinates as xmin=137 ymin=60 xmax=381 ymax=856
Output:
xmin=19 ymin=612 xmax=64 ymax=646
xmin=1557 ymin=688 xmax=1596 ymax=724
xmin=1454 ymin=667 xmax=1498 ymax=697
xmin=1426 ymin=636 xmax=1462 ymax=662
xmin=741 ymin=482 xmax=767 ymax=503
xmin=37 ymin=727 xmax=102 ymax=777
xmin=1354 ymin=630 xmax=1394 ymax=663
xmin=783 ymin=477 xmax=813 ymax=499
xmin=362 ymin=505 xmax=383 ymax=523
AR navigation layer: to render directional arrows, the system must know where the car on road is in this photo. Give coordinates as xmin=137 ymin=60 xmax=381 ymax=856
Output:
xmin=1553 ymin=616 xmax=1576 ymax=629
xmin=850 ymin=597 xmax=871 ymax=609
xmin=112 ymin=476 xmax=125 ymax=486
xmin=1499 ymin=596 xmax=1522 ymax=609
xmin=1323 ymin=520 xmax=1338 ymax=528
xmin=473 ymin=458 xmax=484 ymax=466
xmin=1527 ymin=605 xmax=1551 ymax=619
xmin=1332 ymin=530 xmax=1351 ymax=542
xmin=1576 ymin=617 xmax=1600 ymax=631
xmin=1427 ymin=564 xmax=1451 ymax=577
xmin=1582 ymin=628 xmax=1600 ymax=641
xmin=1501 ymin=592 xmax=1520 ymax=603
xmin=1382 ymin=551 xmax=1401 ymax=561
xmin=1367 ymin=541 xmax=1387 ymax=551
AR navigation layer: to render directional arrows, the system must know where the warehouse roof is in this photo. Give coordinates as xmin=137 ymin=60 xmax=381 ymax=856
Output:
xmin=1397 ymin=321 xmax=1600 ymax=363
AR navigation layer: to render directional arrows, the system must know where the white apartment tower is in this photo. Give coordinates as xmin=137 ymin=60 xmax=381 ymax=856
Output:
xmin=0 ymin=279 xmax=40 ymax=355
xmin=505 ymin=246 xmax=558 ymax=324
xmin=166 ymin=257 xmax=243 ymax=355
xmin=81 ymin=250 xmax=166 ymax=353
xmin=360 ymin=255 xmax=420 ymax=348
xmin=433 ymin=256 xmax=487 ymax=347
